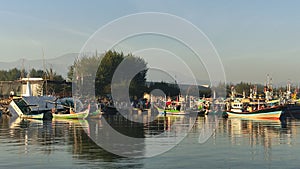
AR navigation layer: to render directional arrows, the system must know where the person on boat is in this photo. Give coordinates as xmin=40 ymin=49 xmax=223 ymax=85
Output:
xmin=198 ymin=103 xmax=203 ymax=111
xmin=176 ymin=104 xmax=181 ymax=111
xmin=43 ymin=108 xmax=54 ymax=121
xmin=9 ymin=91 xmax=15 ymax=99
xmin=247 ymin=106 xmax=253 ymax=112
xmin=70 ymin=107 xmax=76 ymax=114
xmin=166 ymin=100 xmax=171 ymax=109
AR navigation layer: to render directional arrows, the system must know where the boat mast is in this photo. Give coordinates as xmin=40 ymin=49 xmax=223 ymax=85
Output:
xmin=287 ymin=80 xmax=291 ymax=100
xmin=21 ymin=59 xmax=25 ymax=79
xmin=265 ymin=74 xmax=273 ymax=101
xmin=42 ymin=48 xmax=47 ymax=96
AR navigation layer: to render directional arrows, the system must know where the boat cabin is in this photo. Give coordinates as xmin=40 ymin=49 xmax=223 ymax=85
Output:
xmin=9 ymin=96 xmax=65 ymax=116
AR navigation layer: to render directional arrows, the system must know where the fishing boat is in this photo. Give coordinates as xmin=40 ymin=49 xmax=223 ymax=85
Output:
xmin=9 ymin=96 xmax=89 ymax=120
xmin=9 ymin=96 xmax=65 ymax=117
xmin=224 ymin=99 xmax=283 ymax=120
xmin=225 ymin=107 xmax=283 ymax=119
xmin=158 ymin=108 xmax=189 ymax=115
xmin=13 ymin=105 xmax=89 ymax=120
xmin=53 ymin=108 xmax=89 ymax=119
xmin=87 ymin=109 xmax=103 ymax=119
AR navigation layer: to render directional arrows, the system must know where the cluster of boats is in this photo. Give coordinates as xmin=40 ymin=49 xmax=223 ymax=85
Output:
xmin=152 ymin=76 xmax=300 ymax=121
xmin=223 ymin=77 xmax=300 ymax=120
xmin=2 ymin=74 xmax=300 ymax=122
xmin=153 ymin=97 xmax=300 ymax=121
xmin=3 ymin=94 xmax=299 ymax=121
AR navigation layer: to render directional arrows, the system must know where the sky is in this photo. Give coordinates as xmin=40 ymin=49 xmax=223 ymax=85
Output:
xmin=1 ymin=0 xmax=300 ymax=85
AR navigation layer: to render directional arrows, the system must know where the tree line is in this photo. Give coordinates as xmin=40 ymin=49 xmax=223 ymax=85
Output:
xmin=0 ymin=67 xmax=64 ymax=81
xmin=3 ymin=51 xmax=288 ymax=99
xmin=0 ymin=67 xmax=69 ymax=97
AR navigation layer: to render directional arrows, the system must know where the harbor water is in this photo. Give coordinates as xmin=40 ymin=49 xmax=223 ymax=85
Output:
xmin=0 ymin=113 xmax=299 ymax=169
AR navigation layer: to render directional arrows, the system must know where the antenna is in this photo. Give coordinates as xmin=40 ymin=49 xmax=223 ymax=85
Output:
xmin=21 ymin=58 xmax=25 ymax=79
xmin=42 ymin=48 xmax=48 ymax=96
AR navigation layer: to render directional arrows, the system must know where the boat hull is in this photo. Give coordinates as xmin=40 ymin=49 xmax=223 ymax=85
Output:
xmin=20 ymin=109 xmax=89 ymax=120
xmin=53 ymin=109 xmax=89 ymax=119
xmin=157 ymin=108 xmax=189 ymax=115
xmin=88 ymin=110 xmax=103 ymax=119
xmin=226 ymin=110 xmax=282 ymax=120
xmin=21 ymin=113 xmax=44 ymax=119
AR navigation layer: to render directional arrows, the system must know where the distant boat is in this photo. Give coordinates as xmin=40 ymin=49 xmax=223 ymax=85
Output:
xmin=157 ymin=107 xmax=189 ymax=115
xmin=87 ymin=109 xmax=103 ymax=119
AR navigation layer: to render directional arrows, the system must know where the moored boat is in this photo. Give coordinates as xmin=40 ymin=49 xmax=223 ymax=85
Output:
xmin=156 ymin=98 xmax=189 ymax=115
xmin=88 ymin=110 xmax=103 ymax=119
xmin=53 ymin=108 xmax=89 ymax=119
xmin=18 ymin=107 xmax=89 ymax=120
xmin=9 ymin=96 xmax=90 ymax=120
xmin=225 ymin=106 xmax=283 ymax=120
xmin=157 ymin=108 xmax=189 ymax=115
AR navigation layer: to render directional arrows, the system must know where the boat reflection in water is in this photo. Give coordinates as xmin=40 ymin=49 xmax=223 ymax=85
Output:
xmin=1 ymin=115 xmax=143 ymax=168
xmin=86 ymin=107 xmax=197 ymax=158
xmin=1 ymin=110 xmax=300 ymax=168
xmin=214 ymin=117 xmax=294 ymax=162
xmin=0 ymin=108 xmax=197 ymax=168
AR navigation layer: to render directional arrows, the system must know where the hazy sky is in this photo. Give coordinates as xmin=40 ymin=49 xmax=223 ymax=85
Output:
xmin=1 ymin=0 xmax=300 ymax=85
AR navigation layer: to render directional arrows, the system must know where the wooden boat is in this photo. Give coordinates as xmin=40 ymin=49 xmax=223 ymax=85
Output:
xmin=19 ymin=108 xmax=89 ymax=120
xmin=9 ymin=96 xmax=65 ymax=116
xmin=21 ymin=113 xmax=44 ymax=119
xmin=53 ymin=108 xmax=89 ymax=119
xmin=9 ymin=94 xmax=90 ymax=120
xmin=157 ymin=108 xmax=189 ymax=115
xmin=10 ymin=99 xmax=89 ymax=120
xmin=87 ymin=109 xmax=103 ymax=119
xmin=225 ymin=106 xmax=283 ymax=120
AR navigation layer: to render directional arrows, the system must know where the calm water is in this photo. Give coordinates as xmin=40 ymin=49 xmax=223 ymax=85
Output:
xmin=0 ymin=113 xmax=299 ymax=169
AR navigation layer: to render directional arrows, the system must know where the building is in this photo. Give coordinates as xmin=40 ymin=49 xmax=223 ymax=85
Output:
xmin=20 ymin=78 xmax=44 ymax=96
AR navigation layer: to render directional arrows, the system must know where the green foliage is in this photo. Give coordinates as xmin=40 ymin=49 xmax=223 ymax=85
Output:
xmin=234 ymin=82 xmax=252 ymax=96
xmin=199 ymin=87 xmax=212 ymax=98
xmin=70 ymin=50 xmax=148 ymax=98
xmin=96 ymin=51 xmax=148 ymax=98
xmin=0 ymin=67 xmax=70 ymax=96
xmin=122 ymin=54 xmax=148 ymax=98
xmin=29 ymin=68 xmax=44 ymax=78
xmin=46 ymin=68 xmax=64 ymax=81
xmin=234 ymin=82 xmax=265 ymax=96
xmin=44 ymin=68 xmax=65 ymax=95
xmin=213 ymin=81 xmax=267 ymax=98
xmin=67 ymin=65 xmax=74 ymax=81
xmin=0 ymin=68 xmax=24 ymax=81
xmin=147 ymin=81 xmax=180 ymax=97
xmin=96 ymin=50 xmax=125 ymax=95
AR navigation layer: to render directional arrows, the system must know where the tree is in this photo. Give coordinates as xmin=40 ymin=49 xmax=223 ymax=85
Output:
xmin=44 ymin=68 xmax=65 ymax=95
xmin=95 ymin=50 xmax=124 ymax=96
xmin=148 ymin=81 xmax=180 ymax=97
xmin=67 ymin=65 xmax=74 ymax=81
xmin=29 ymin=68 xmax=44 ymax=78
xmin=45 ymin=68 xmax=64 ymax=81
xmin=0 ymin=68 xmax=23 ymax=81
xmin=69 ymin=50 xmax=148 ymax=98
xmin=127 ymin=55 xmax=148 ymax=98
